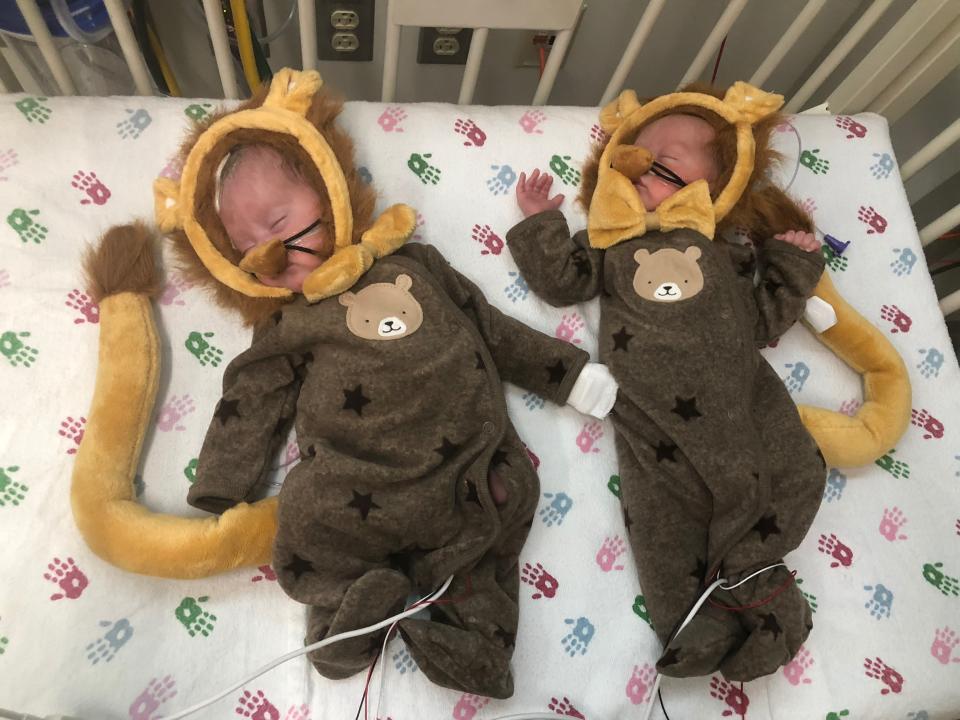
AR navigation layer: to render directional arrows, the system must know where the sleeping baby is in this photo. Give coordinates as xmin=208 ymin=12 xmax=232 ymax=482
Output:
xmin=168 ymin=70 xmax=617 ymax=699
xmin=506 ymin=83 xmax=827 ymax=682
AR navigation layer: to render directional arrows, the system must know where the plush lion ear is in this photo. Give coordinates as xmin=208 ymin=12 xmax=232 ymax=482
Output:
xmin=723 ymin=81 xmax=783 ymax=124
xmin=153 ymin=177 xmax=181 ymax=232
xmin=599 ymin=89 xmax=642 ymax=135
xmin=264 ymin=68 xmax=324 ymax=117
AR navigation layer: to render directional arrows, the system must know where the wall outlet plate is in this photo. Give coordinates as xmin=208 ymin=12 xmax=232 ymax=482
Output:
xmin=317 ymin=0 xmax=374 ymax=62
xmin=417 ymin=27 xmax=473 ymax=65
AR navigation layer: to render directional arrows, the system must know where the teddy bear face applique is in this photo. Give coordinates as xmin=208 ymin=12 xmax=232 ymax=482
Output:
xmin=632 ymin=246 xmax=705 ymax=302
xmin=338 ymin=274 xmax=424 ymax=341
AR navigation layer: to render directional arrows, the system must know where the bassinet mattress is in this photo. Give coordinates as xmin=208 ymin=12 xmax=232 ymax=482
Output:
xmin=1 ymin=92 xmax=958 ymax=720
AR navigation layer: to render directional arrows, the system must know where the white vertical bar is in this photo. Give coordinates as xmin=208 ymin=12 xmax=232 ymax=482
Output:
xmin=785 ymin=0 xmax=894 ymax=113
xmin=14 ymin=0 xmax=76 ymax=94
xmin=940 ymin=288 xmax=960 ymax=317
xmin=533 ymin=27 xmax=572 ymax=105
xmin=600 ymin=0 xmax=666 ymax=104
xmin=750 ymin=0 xmax=826 ymax=87
xmin=103 ymin=0 xmax=153 ymax=95
xmin=298 ymin=0 xmax=317 ymax=70
xmin=920 ymin=202 xmax=960 ymax=247
xmin=458 ymin=27 xmax=488 ymax=105
xmin=203 ymin=0 xmax=240 ymax=99
xmin=381 ymin=0 xmax=400 ymax=101
xmin=677 ymin=0 xmax=748 ymax=88
xmin=901 ymin=118 xmax=960 ymax=181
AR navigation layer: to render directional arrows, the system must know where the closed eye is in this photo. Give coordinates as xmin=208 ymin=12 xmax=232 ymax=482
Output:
xmin=269 ymin=216 xmax=286 ymax=230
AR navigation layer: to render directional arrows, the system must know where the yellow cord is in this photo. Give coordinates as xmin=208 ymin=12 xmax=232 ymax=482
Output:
xmin=230 ymin=0 xmax=261 ymax=93
xmin=147 ymin=22 xmax=180 ymax=97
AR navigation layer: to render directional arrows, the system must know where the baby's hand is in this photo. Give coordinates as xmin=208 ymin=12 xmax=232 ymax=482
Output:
xmin=516 ymin=169 xmax=565 ymax=217
xmin=773 ymin=230 xmax=819 ymax=252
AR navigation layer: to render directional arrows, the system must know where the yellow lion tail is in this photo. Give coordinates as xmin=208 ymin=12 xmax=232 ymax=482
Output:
xmin=73 ymin=224 xmax=276 ymax=579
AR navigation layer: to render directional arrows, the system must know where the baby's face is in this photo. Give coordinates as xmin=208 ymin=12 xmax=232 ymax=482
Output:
xmin=632 ymin=114 xmax=717 ymax=211
xmin=218 ymin=147 xmax=331 ymax=291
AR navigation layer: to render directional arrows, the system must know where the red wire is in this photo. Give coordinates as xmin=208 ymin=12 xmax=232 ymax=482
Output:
xmin=707 ymin=570 xmax=798 ymax=612
xmin=711 ymin=35 xmax=728 ymax=84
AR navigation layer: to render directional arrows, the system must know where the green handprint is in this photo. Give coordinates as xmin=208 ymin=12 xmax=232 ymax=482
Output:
xmin=822 ymin=245 xmax=848 ymax=273
xmin=184 ymin=103 xmax=212 ymax=121
xmin=184 ymin=458 xmax=199 ymax=484
xmin=632 ymin=595 xmax=653 ymax=628
xmin=549 ymin=154 xmax=582 ymax=186
xmin=796 ymin=576 xmax=818 ymax=613
xmin=922 ymin=562 xmax=960 ymax=598
xmin=825 ymin=711 xmax=849 ymax=720
xmin=0 ymin=635 xmax=8 ymax=654
xmin=800 ymin=148 xmax=830 ymax=175
xmin=0 ymin=465 xmax=27 ymax=507
xmin=607 ymin=474 xmax=621 ymax=498
xmin=185 ymin=331 xmax=223 ymax=367
xmin=407 ymin=153 xmax=441 ymax=185
xmin=15 ymin=97 xmax=52 ymax=124
xmin=175 ymin=596 xmax=217 ymax=637
xmin=0 ymin=331 xmax=38 ymax=367
xmin=6 ymin=208 xmax=47 ymax=244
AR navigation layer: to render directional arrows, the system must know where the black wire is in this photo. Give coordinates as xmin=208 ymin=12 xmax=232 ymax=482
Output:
xmin=658 ymin=686 xmax=671 ymax=720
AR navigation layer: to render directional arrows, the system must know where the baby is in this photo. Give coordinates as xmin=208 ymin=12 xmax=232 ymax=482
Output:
xmin=188 ymin=139 xmax=617 ymax=698
xmin=506 ymin=87 xmax=826 ymax=682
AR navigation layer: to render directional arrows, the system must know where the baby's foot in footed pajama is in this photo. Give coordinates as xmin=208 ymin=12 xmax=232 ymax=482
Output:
xmin=656 ymin=604 xmax=742 ymax=678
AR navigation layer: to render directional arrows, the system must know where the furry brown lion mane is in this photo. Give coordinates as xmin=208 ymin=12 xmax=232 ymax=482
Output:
xmin=167 ymin=83 xmax=377 ymax=327
xmin=577 ymin=82 xmax=812 ymax=240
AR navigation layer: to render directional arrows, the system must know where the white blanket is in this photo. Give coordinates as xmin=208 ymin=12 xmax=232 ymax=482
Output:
xmin=1 ymin=93 xmax=958 ymax=720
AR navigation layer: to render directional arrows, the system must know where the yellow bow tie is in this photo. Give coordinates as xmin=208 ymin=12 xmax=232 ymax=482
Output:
xmin=587 ymin=178 xmax=716 ymax=250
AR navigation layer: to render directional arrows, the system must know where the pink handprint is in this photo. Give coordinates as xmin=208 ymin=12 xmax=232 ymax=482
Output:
xmin=857 ymin=205 xmax=887 ymax=234
xmin=782 ymin=646 xmax=813 ymax=685
xmin=129 ymin=675 xmax=177 ymax=720
xmin=235 ymin=689 xmax=279 ymax=720
xmin=377 ymin=106 xmax=407 ymax=133
xmin=471 ymin=223 xmax=504 ymax=256
xmin=156 ymin=394 xmax=195 ymax=432
xmin=555 ymin=313 xmax=584 ymax=344
xmin=519 ymin=109 xmax=546 ymax=134
xmin=58 ymin=415 xmax=87 ymax=454
xmin=838 ymin=398 xmax=861 ymax=416
xmin=43 ymin=556 xmax=89 ymax=600
xmin=547 ymin=696 xmax=585 ymax=718
xmin=595 ymin=535 xmax=626 ymax=572
xmin=911 ymin=408 xmax=944 ymax=440
xmin=71 ymin=170 xmax=111 ymax=206
xmin=451 ymin=693 xmax=488 ymax=720
xmin=863 ymin=657 xmax=903 ymax=695
xmin=817 ymin=533 xmax=853 ymax=568
xmin=454 ymin=118 xmax=487 ymax=147
xmin=835 ymin=116 xmax=867 ymax=139
xmin=251 ymin=565 xmax=277 ymax=583
xmin=625 ymin=664 xmax=656 ymax=704
xmin=931 ymin=627 xmax=960 ymax=665
xmin=0 ymin=148 xmax=19 ymax=180
xmin=65 ymin=289 xmax=100 ymax=324
xmin=0 ymin=269 xmax=9 ymax=289
xmin=160 ymin=272 xmax=194 ymax=306
xmin=878 ymin=507 xmax=908 ymax=541
xmin=800 ymin=197 xmax=817 ymax=215
xmin=284 ymin=704 xmax=310 ymax=720
xmin=880 ymin=304 xmax=911 ymax=333
xmin=709 ymin=676 xmax=750 ymax=717
xmin=576 ymin=421 xmax=603 ymax=454
xmin=589 ymin=123 xmax=607 ymax=145
xmin=521 ymin=561 xmax=558 ymax=599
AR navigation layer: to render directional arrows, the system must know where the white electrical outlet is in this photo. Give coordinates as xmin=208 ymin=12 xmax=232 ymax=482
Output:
xmin=331 ymin=10 xmax=359 ymax=30
xmin=433 ymin=37 xmax=460 ymax=56
xmin=332 ymin=32 xmax=360 ymax=52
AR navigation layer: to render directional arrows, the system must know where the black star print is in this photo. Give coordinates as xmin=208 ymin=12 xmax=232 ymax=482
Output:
xmin=612 ymin=326 xmax=633 ymax=352
xmin=752 ymin=514 xmax=782 ymax=541
xmin=464 ymin=480 xmax=482 ymax=506
xmin=658 ymin=647 xmax=681 ymax=667
xmin=671 ymin=396 xmax=702 ymax=421
xmin=347 ymin=490 xmax=380 ymax=520
xmin=655 ymin=440 xmax=678 ymax=463
xmin=460 ymin=295 xmax=476 ymax=313
xmin=738 ymin=257 xmax=756 ymax=276
xmin=494 ymin=627 xmax=516 ymax=647
xmin=475 ymin=352 xmax=486 ymax=370
xmin=342 ymin=385 xmax=371 ymax=416
xmin=304 ymin=444 xmax=317 ymax=458
xmin=764 ymin=278 xmax=783 ymax=293
xmin=546 ymin=360 xmax=567 ymax=384
xmin=690 ymin=557 xmax=707 ymax=581
xmin=491 ymin=448 xmax=511 ymax=467
xmin=284 ymin=554 xmax=313 ymax=580
xmin=623 ymin=507 xmax=633 ymax=533
xmin=760 ymin=613 xmax=782 ymax=640
xmin=271 ymin=310 xmax=283 ymax=325
xmin=571 ymin=248 xmax=591 ymax=278
xmin=214 ymin=398 xmax=241 ymax=425
xmin=301 ymin=351 xmax=314 ymax=364
xmin=435 ymin=437 xmax=462 ymax=462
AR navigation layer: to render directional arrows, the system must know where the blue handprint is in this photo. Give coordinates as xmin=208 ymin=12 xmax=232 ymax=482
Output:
xmin=561 ymin=616 xmax=595 ymax=656
xmin=486 ymin=164 xmax=517 ymax=195
xmin=890 ymin=247 xmax=917 ymax=276
xmin=863 ymin=583 xmax=893 ymax=619
xmin=917 ymin=348 xmax=944 ymax=379
xmin=522 ymin=391 xmax=545 ymax=411
xmin=823 ymin=468 xmax=846 ymax=503
xmin=870 ymin=152 xmax=894 ymax=179
xmin=504 ymin=271 xmax=530 ymax=303
xmin=539 ymin=492 xmax=573 ymax=527
xmin=783 ymin=362 xmax=810 ymax=393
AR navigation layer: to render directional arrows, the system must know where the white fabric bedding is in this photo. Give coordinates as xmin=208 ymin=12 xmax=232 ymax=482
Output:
xmin=1 ymin=93 xmax=958 ymax=720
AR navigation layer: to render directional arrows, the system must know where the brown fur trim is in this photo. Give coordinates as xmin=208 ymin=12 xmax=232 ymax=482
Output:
xmin=577 ymin=83 xmax=810 ymax=237
xmin=83 ymin=221 xmax=163 ymax=302
xmin=164 ymin=84 xmax=377 ymax=327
